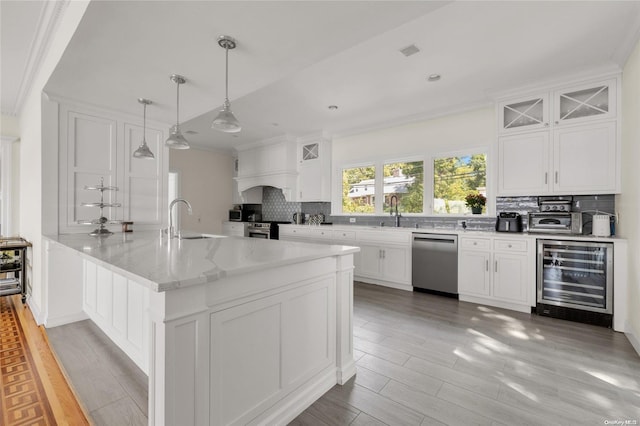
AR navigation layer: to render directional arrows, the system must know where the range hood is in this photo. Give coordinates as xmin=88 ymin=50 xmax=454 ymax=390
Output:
xmin=234 ymin=135 xmax=298 ymax=201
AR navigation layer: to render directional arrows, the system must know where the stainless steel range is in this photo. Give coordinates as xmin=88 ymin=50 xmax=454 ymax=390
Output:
xmin=246 ymin=222 xmax=282 ymax=239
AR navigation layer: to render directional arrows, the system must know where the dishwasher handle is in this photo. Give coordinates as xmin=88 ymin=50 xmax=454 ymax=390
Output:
xmin=412 ymin=234 xmax=457 ymax=244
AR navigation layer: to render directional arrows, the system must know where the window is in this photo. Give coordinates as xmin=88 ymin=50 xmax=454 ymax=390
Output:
xmin=383 ymin=161 xmax=423 ymax=214
xmin=433 ymin=154 xmax=486 ymax=214
xmin=342 ymin=166 xmax=375 ymax=213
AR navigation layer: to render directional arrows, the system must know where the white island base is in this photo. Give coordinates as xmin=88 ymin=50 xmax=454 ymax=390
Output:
xmin=46 ymin=233 xmax=357 ymax=426
xmin=149 ymin=254 xmax=356 ymax=426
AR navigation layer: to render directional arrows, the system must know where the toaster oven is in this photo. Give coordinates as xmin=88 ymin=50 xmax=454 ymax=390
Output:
xmin=528 ymin=212 xmax=582 ymax=234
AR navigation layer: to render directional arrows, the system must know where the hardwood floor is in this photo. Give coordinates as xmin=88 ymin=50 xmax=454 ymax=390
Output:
xmin=0 ymin=295 xmax=88 ymax=426
xmin=45 ymin=283 xmax=640 ymax=425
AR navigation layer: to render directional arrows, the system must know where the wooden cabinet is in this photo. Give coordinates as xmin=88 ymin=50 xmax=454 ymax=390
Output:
xmin=296 ymin=135 xmax=331 ymax=202
xmin=496 ymin=76 xmax=619 ymax=196
xmin=458 ymin=236 xmax=533 ymax=312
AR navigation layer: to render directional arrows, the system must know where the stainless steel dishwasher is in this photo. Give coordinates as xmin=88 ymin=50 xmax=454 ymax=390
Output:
xmin=412 ymin=233 xmax=458 ymax=297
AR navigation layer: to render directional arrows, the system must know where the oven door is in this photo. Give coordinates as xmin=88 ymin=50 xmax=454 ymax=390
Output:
xmin=247 ymin=229 xmax=270 ymax=239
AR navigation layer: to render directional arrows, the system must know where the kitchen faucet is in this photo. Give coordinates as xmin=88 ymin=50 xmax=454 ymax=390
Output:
xmin=168 ymin=198 xmax=192 ymax=238
xmin=390 ymin=195 xmax=401 ymax=227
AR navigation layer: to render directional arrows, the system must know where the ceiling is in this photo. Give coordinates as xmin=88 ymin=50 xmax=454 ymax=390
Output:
xmin=3 ymin=1 xmax=640 ymax=152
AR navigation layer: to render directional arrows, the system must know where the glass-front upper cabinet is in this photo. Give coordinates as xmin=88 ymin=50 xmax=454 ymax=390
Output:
xmin=498 ymin=93 xmax=549 ymax=133
xmin=553 ymin=78 xmax=617 ymax=125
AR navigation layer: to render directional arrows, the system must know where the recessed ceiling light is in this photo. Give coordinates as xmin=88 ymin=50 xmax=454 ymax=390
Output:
xmin=399 ymin=44 xmax=420 ymax=57
xmin=328 ymin=105 xmax=338 ymax=110
xmin=427 ymin=74 xmax=441 ymax=82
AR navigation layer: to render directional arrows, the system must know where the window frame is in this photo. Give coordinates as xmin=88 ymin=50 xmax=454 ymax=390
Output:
xmin=332 ymin=147 xmax=492 ymax=217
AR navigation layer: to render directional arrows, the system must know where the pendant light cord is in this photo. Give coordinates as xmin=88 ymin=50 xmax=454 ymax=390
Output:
xmin=225 ymin=45 xmax=229 ymax=102
xmin=143 ymin=102 xmax=147 ymax=143
xmin=176 ymin=82 xmax=180 ymax=126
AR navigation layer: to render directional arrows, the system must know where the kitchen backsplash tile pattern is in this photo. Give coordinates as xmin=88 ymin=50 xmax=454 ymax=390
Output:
xmin=259 ymin=187 xmax=615 ymax=233
xmin=261 ymin=186 xmax=332 ymax=223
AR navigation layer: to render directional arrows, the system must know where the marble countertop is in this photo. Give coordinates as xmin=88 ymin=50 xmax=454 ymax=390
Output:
xmin=45 ymin=231 xmax=359 ymax=292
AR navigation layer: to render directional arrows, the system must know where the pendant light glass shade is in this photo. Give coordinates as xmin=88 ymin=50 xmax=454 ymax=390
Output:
xmin=166 ymin=74 xmax=190 ymax=149
xmin=133 ymin=98 xmax=155 ymax=159
xmin=212 ymin=35 xmax=241 ymax=133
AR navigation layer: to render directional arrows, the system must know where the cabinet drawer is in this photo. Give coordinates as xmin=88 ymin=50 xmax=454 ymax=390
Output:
xmin=494 ymin=239 xmax=528 ymax=253
xmin=460 ymin=237 xmax=491 ymax=251
xmin=279 ymin=227 xmax=310 ymax=237
xmin=357 ymin=230 xmax=411 ymax=245
xmin=308 ymin=228 xmax=333 ymax=240
xmin=332 ymin=230 xmax=356 ymax=241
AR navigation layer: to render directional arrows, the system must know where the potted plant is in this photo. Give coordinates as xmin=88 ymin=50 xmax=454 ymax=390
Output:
xmin=465 ymin=192 xmax=486 ymax=214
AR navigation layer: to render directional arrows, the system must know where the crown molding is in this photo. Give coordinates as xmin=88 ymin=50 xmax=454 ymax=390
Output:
xmin=10 ymin=0 xmax=70 ymax=116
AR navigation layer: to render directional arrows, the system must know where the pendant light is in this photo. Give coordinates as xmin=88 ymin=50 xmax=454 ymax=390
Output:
xmin=133 ymin=98 xmax=155 ymax=159
xmin=212 ymin=35 xmax=241 ymax=133
xmin=165 ymin=74 xmax=190 ymax=149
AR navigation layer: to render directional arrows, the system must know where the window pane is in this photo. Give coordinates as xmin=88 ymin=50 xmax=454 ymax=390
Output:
xmin=383 ymin=161 xmax=423 ymax=214
xmin=433 ymin=154 xmax=486 ymax=214
xmin=343 ymin=166 xmax=375 ymax=213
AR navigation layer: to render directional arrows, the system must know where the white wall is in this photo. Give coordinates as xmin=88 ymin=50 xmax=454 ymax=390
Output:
xmin=332 ymin=107 xmax=495 ymax=214
xmin=18 ymin=2 xmax=89 ymax=324
xmin=0 ymin=114 xmax=21 ymax=235
xmin=618 ymin=38 xmax=640 ymax=351
xmin=1 ymin=114 xmax=20 ymax=136
xmin=169 ymin=147 xmax=234 ymax=234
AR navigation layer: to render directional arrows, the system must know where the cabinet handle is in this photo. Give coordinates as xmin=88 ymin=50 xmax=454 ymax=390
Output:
xmin=495 ymin=260 xmax=498 ymax=273
xmin=555 ymin=121 xmax=559 ymax=125
xmin=382 ymin=250 xmax=386 ymax=259
xmin=544 ymin=122 xmax=549 ymax=127
xmin=473 ymin=242 xmax=477 ymax=246
xmin=508 ymin=244 xmax=512 ymax=248
xmin=555 ymin=171 xmax=558 ymax=184
xmin=486 ymin=260 xmax=489 ymax=271
xmin=544 ymin=172 xmax=548 ymax=185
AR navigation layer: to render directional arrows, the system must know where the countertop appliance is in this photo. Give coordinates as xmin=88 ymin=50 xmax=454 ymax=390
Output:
xmin=528 ymin=212 xmax=582 ymax=234
xmin=412 ymin=233 xmax=458 ymax=297
xmin=495 ymin=212 xmax=523 ymax=232
xmin=228 ymin=209 xmax=242 ymax=222
xmin=537 ymin=239 xmax=613 ymax=327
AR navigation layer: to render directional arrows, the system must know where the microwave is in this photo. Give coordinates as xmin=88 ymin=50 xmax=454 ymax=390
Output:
xmin=228 ymin=209 xmax=243 ymax=222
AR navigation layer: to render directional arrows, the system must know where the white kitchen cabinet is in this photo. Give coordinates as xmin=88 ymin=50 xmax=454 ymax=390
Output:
xmin=458 ymin=236 xmax=533 ymax=312
xmin=553 ymin=121 xmax=617 ymax=193
xmin=59 ymin=102 xmax=168 ymax=233
xmin=498 ymin=131 xmax=550 ymax=195
xmin=498 ymin=121 xmax=617 ymax=196
xmin=498 ymin=93 xmax=549 ymax=134
xmin=495 ymin=75 xmax=620 ymax=196
xmin=358 ymin=245 xmax=382 ymax=279
xmin=221 ymin=221 xmax=247 ymax=237
xmin=295 ymin=135 xmax=331 ymax=202
xmin=553 ymin=78 xmax=616 ymax=126
xmin=458 ymin=240 xmax=491 ymax=297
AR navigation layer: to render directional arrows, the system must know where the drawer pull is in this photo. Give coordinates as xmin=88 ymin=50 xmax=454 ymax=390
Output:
xmin=473 ymin=242 xmax=477 ymax=246
xmin=508 ymin=244 xmax=512 ymax=248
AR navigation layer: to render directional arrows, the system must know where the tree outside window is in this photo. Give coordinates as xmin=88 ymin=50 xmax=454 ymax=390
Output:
xmin=383 ymin=161 xmax=423 ymax=214
xmin=342 ymin=166 xmax=376 ymax=213
xmin=433 ymin=154 xmax=486 ymax=214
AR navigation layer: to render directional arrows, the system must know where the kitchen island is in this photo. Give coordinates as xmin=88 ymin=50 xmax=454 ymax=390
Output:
xmin=44 ymin=232 xmax=358 ymax=426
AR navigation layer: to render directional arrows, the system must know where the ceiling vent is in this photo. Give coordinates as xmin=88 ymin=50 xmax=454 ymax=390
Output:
xmin=399 ymin=44 xmax=420 ymax=57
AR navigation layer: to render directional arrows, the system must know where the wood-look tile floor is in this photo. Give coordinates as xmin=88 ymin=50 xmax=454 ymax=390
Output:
xmin=47 ymin=283 xmax=640 ymax=425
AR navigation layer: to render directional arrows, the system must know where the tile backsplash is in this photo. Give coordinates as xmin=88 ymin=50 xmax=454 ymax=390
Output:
xmin=256 ymin=187 xmax=616 ymax=234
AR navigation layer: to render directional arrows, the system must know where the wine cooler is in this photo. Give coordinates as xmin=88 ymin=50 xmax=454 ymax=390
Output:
xmin=537 ymin=239 xmax=613 ymax=327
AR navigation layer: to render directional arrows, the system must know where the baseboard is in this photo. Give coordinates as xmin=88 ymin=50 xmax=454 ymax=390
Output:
xmin=27 ymin=296 xmax=46 ymax=325
xmin=625 ymin=320 xmax=640 ymax=357
xmin=45 ymin=311 xmax=89 ymax=328
xmin=459 ymin=294 xmax=531 ymax=314
xmin=355 ymin=276 xmax=412 ymax=292
xmin=337 ymin=359 xmax=357 ymax=385
xmin=248 ymin=367 xmax=338 ymax=426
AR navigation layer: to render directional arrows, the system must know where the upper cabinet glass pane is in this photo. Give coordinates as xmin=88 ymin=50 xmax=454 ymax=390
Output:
xmin=503 ymin=98 xmax=544 ymax=129
xmin=302 ymin=143 xmax=319 ymax=160
xmin=559 ymin=86 xmax=609 ymax=121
